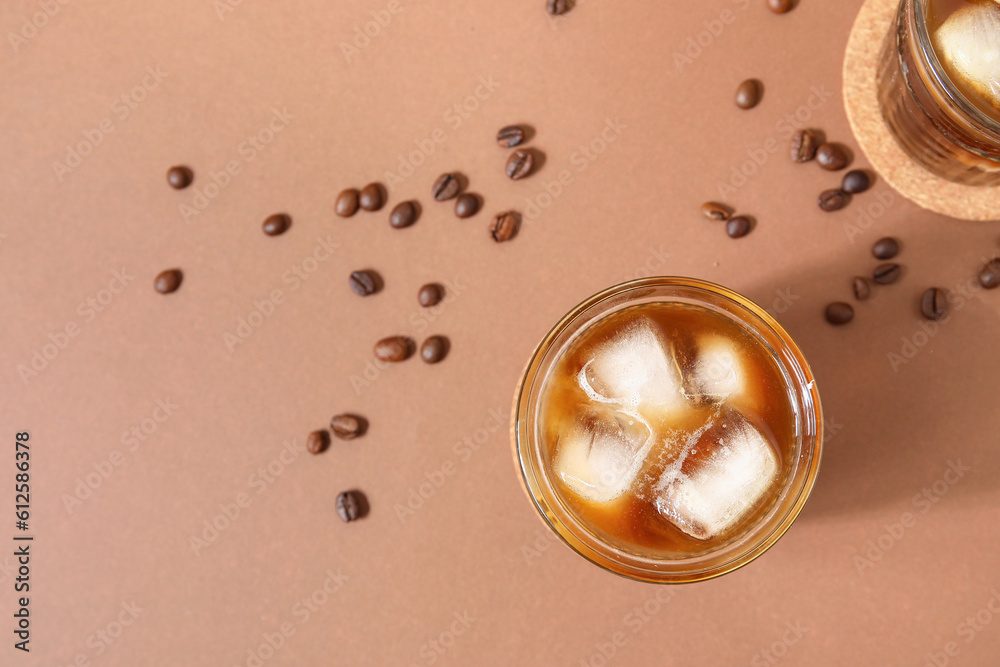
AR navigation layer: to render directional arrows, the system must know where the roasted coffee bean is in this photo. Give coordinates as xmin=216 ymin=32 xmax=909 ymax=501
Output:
xmin=767 ymin=0 xmax=794 ymax=13
xmin=505 ymin=149 xmax=534 ymax=180
xmin=852 ymin=276 xmax=871 ymax=301
xmin=374 ymin=336 xmax=414 ymax=362
xmin=726 ymin=215 xmax=752 ymax=238
xmin=358 ymin=183 xmax=384 ymax=211
xmin=816 ymin=143 xmax=848 ymax=171
xmin=921 ymin=287 xmax=948 ymax=320
xmin=818 ymin=189 xmax=850 ymax=212
xmin=166 ymin=166 xmax=193 ymax=189
xmin=335 ymin=188 xmax=360 ymax=217
xmin=349 ymin=270 xmax=379 ymax=296
xmin=418 ymin=283 xmax=443 ymax=307
xmin=735 ymin=79 xmax=762 ymax=110
xmin=306 ymin=430 xmax=329 ymax=455
xmin=872 ymin=237 xmax=900 ymax=259
xmin=454 ymin=193 xmax=480 ymax=218
xmin=497 ymin=125 xmax=526 ymax=148
xmin=873 ymin=262 xmax=902 ymax=285
xmin=490 ymin=212 xmax=519 ymax=242
xmin=978 ymin=258 xmax=1000 ymax=289
xmin=546 ymin=0 xmax=572 ymax=15
xmin=825 ymin=302 xmax=854 ymax=325
xmin=842 ymin=170 xmax=871 ymax=194
xmin=336 ymin=491 xmax=362 ymax=522
xmin=432 ymin=173 xmax=460 ymax=201
xmin=154 ymin=269 xmax=183 ymax=294
xmin=701 ymin=202 xmax=731 ymax=221
xmin=791 ymin=129 xmax=819 ymax=162
xmin=389 ymin=201 xmax=418 ymax=228
xmin=420 ymin=336 xmax=449 ymax=364
xmin=262 ymin=213 xmax=291 ymax=236
xmin=331 ymin=414 xmax=365 ymax=440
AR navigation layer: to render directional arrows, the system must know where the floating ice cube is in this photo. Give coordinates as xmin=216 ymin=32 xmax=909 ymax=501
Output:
xmin=555 ymin=410 xmax=653 ymax=503
xmin=681 ymin=335 xmax=746 ymax=404
xmin=654 ymin=410 xmax=778 ymax=540
xmin=578 ymin=318 xmax=685 ymax=412
xmin=933 ymin=1 xmax=1000 ymax=110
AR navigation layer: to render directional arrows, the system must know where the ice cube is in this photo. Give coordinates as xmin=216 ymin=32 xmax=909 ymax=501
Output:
xmin=682 ymin=335 xmax=745 ymax=403
xmin=654 ymin=410 xmax=778 ymax=540
xmin=578 ymin=317 xmax=685 ymax=412
xmin=555 ymin=410 xmax=653 ymax=503
xmin=933 ymin=1 xmax=1000 ymax=110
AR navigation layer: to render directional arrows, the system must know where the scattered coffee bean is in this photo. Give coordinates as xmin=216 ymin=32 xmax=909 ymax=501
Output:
xmin=336 ymin=491 xmax=362 ymax=523
xmin=818 ymin=189 xmax=850 ymax=212
xmin=842 ymin=170 xmax=871 ymax=194
xmin=331 ymin=414 xmax=365 ymax=440
xmin=701 ymin=202 xmax=731 ymax=222
xmin=921 ymin=287 xmax=948 ymax=320
xmin=505 ymin=149 xmax=534 ymax=180
xmin=154 ymin=269 xmax=183 ymax=294
xmin=420 ymin=336 xmax=449 ymax=364
xmin=374 ymin=336 xmax=414 ymax=362
xmin=825 ymin=302 xmax=854 ymax=325
xmin=546 ymin=0 xmax=572 ymax=15
xmin=816 ymin=143 xmax=848 ymax=171
xmin=432 ymin=173 xmax=461 ymax=201
xmin=726 ymin=216 xmax=752 ymax=238
xmin=497 ymin=125 xmax=526 ymax=148
xmin=872 ymin=262 xmax=902 ymax=285
xmin=490 ymin=211 xmax=519 ymax=243
xmin=418 ymin=283 xmax=443 ymax=307
xmin=454 ymin=193 xmax=480 ymax=218
xmin=872 ymin=237 xmax=900 ymax=260
xmin=978 ymin=258 xmax=1000 ymax=289
xmin=262 ymin=213 xmax=291 ymax=236
xmin=853 ymin=276 xmax=871 ymax=301
xmin=735 ymin=79 xmax=762 ymax=110
xmin=335 ymin=188 xmax=360 ymax=217
xmin=358 ymin=183 xmax=384 ymax=211
xmin=306 ymin=430 xmax=329 ymax=455
xmin=791 ymin=129 xmax=819 ymax=162
xmin=166 ymin=166 xmax=193 ymax=189
xmin=389 ymin=201 xmax=418 ymax=228
xmin=349 ymin=270 xmax=379 ymax=296
xmin=767 ymin=0 xmax=794 ymax=13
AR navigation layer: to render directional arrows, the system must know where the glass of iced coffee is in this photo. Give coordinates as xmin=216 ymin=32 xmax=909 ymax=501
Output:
xmin=511 ymin=278 xmax=822 ymax=583
xmin=877 ymin=0 xmax=1000 ymax=185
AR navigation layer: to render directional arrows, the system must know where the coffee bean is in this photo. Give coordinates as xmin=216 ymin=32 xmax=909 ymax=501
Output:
xmin=432 ymin=173 xmax=460 ymax=201
xmin=262 ymin=213 xmax=291 ymax=236
xmin=389 ymin=201 xmax=418 ymax=228
xmin=872 ymin=237 xmax=900 ymax=260
xmin=166 ymin=166 xmax=193 ymax=189
xmin=791 ymin=129 xmax=819 ymax=162
xmin=306 ymin=430 xmax=329 ymax=455
xmin=546 ymin=0 xmax=572 ymax=15
xmin=349 ymin=270 xmax=379 ymax=296
xmin=701 ymin=202 xmax=731 ymax=222
xmin=335 ymin=188 xmax=360 ymax=217
xmin=816 ymin=143 xmax=849 ymax=171
xmin=852 ymin=276 xmax=871 ymax=301
xmin=842 ymin=170 xmax=871 ymax=194
xmin=726 ymin=215 xmax=752 ymax=238
xmin=497 ymin=125 xmax=526 ymax=148
xmin=818 ymin=189 xmax=850 ymax=212
xmin=921 ymin=287 xmax=948 ymax=320
xmin=331 ymin=414 xmax=365 ymax=440
xmin=873 ymin=262 xmax=902 ymax=285
xmin=454 ymin=193 xmax=480 ymax=218
xmin=767 ymin=0 xmax=794 ymax=13
xmin=418 ymin=283 xmax=443 ymax=307
xmin=735 ymin=79 xmax=762 ymax=110
xmin=825 ymin=302 xmax=854 ymax=325
xmin=505 ymin=149 xmax=534 ymax=180
xmin=978 ymin=258 xmax=1000 ymax=289
xmin=420 ymin=336 xmax=449 ymax=364
xmin=490 ymin=211 xmax=519 ymax=243
xmin=336 ymin=491 xmax=362 ymax=523
xmin=358 ymin=183 xmax=384 ymax=211
xmin=154 ymin=269 xmax=183 ymax=294
xmin=374 ymin=336 xmax=414 ymax=362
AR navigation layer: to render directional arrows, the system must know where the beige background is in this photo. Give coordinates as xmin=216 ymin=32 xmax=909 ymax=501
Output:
xmin=2 ymin=0 xmax=1000 ymax=665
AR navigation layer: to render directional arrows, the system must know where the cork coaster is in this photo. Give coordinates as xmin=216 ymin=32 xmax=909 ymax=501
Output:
xmin=843 ymin=0 xmax=998 ymax=221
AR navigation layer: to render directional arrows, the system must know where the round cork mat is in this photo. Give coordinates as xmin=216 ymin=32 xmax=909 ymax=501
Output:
xmin=843 ymin=0 xmax=998 ymax=221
